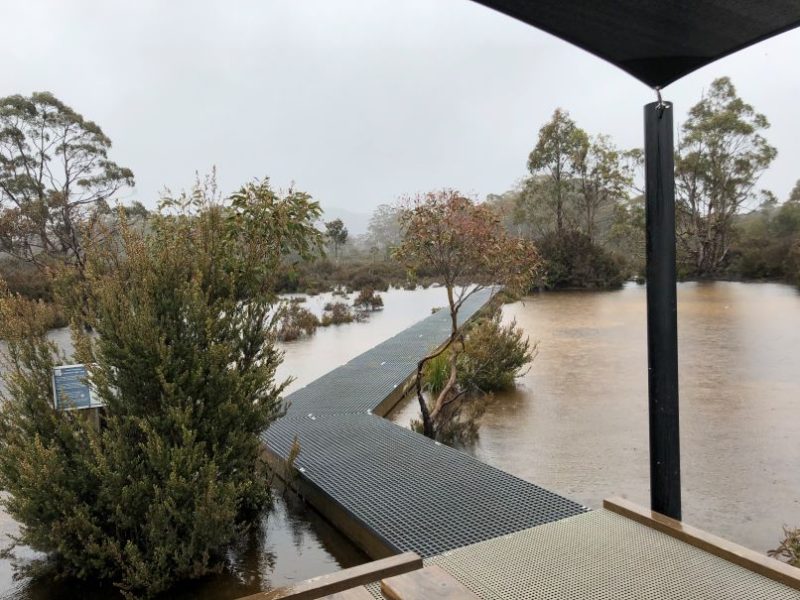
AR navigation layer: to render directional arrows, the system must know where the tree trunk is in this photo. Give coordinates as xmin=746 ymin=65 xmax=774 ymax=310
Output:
xmin=414 ymin=284 xmax=461 ymax=439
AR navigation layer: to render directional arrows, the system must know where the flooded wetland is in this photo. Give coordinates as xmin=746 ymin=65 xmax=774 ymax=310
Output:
xmin=1 ymin=282 xmax=799 ymax=598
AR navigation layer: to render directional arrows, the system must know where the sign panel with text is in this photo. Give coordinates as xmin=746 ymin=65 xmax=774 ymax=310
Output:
xmin=52 ymin=364 xmax=102 ymax=410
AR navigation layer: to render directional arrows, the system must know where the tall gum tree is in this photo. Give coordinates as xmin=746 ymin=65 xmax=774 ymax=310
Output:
xmin=675 ymin=77 xmax=777 ymax=277
xmin=526 ymin=108 xmax=585 ymax=233
xmin=573 ymin=134 xmax=633 ymax=242
xmin=0 ymin=92 xmax=134 ymax=274
xmin=394 ymin=190 xmax=540 ymax=439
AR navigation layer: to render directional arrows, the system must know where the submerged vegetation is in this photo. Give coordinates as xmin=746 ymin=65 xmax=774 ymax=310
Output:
xmin=321 ymin=301 xmax=358 ymax=326
xmin=770 ymin=527 xmax=800 ymax=568
xmin=354 ymin=287 xmax=384 ymax=312
xmin=275 ymin=299 xmax=320 ymax=342
xmin=414 ymin=308 xmax=536 ymax=445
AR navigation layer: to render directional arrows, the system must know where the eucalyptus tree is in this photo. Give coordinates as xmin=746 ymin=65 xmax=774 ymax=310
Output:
xmin=526 ymin=108 xmax=586 ymax=233
xmin=324 ymin=218 xmax=348 ymax=260
xmin=675 ymin=77 xmax=776 ymax=277
xmin=366 ymin=203 xmax=402 ymax=259
xmin=0 ymin=92 xmax=134 ymax=273
xmin=573 ymin=134 xmax=633 ymax=242
xmin=789 ymin=180 xmax=800 ymax=204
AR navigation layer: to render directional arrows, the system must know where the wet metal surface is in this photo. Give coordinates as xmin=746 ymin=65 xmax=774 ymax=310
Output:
xmin=267 ymin=286 xmax=586 ymax=558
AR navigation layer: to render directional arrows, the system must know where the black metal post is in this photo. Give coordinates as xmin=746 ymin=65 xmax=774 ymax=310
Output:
xmin=644 ymin=100 xmax=681 ymax=520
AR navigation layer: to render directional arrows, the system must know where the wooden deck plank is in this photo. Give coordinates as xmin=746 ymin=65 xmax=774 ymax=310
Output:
xmin=240 ymin=552 xmax=423 ymax=600
xmin=320 ymin=587 xmax=375 ymax=600
xmin=604 ymin=496 xmax=800 ymax=591
xmin=380 ymin=565 xmax=480 ymax=600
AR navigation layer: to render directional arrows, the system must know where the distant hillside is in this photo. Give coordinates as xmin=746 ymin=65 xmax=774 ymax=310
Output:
xmin=319 ymin=205 xmax=370 ymax=236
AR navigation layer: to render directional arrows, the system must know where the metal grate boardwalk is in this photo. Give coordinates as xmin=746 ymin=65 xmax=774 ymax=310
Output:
xmin=263 ymin=287 xmax=586 ymax=559
xmin=261 ymin=289 xmax=800 ymax=600
xmin=264 ymin=413 xmax=585 ymax=557
xmin=364 ymin=510 xmax=800 ymax=599
xmin=283 ymin=288 xmax=493 ymax=417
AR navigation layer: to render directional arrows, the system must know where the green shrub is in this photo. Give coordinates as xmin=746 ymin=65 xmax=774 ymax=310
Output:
xmin=458 ymin=311 xmax=536 ymax=392
xmin=353 ymin=288 xmax=384 ymax=311
xmin=769 ymin=527 xmax=800 ymax=567
xmin=788 ymin=240 xmax=800 ymax=288
xmin=0 ymin=177 xmax=322 ymax=598
xmin=0 ymin=258 xmax=55 ymax=302
xmin=422 ymin=350 xmax=450 ymax=397
xmin=320 ymin=301 xmax=356 ymax=326
xmin=536 ymin=230 xmax=626 ymax=289
xmin=275 ymin=299 xmax=320 ymax=341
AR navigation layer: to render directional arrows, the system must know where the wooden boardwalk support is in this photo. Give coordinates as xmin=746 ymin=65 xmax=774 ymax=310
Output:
xmin=381 ymin=565 xmax=480 ymax=599
xmin=240 ymin=552 xmax=422 ymax=600
xmin=320 ymin=588 xmax=375 ymax=600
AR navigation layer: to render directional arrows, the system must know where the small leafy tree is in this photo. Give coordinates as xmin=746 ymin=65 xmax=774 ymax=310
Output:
xmin=0 ymin=175 xmax=322 ymax=597
xmin=395 ymin=190 xmax=540 ymax=439
xmin=0 ymin=92 xmax=134 ymax=274
xmin=325 ymin=218 xmax=348 ymax=260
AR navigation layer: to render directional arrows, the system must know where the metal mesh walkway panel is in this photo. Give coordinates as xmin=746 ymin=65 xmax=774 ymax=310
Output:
xmin=283 ymin=288 xmax=493 ymax=417
xmin=263 ymin=413 xmax=586 ymax=557
xmin=365 ymin=509 xmax=800 ymax=599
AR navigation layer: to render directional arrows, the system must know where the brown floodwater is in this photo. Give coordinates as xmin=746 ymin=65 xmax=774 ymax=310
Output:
xmin=391 ymin=281 xmax=800 ymax=554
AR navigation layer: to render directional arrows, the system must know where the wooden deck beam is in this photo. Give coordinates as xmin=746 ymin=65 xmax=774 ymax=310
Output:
xmin=239 ymin=551 xmax=423 ymax=600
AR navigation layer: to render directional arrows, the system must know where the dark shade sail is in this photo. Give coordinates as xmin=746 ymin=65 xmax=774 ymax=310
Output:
xmin=472 ymin=1 xmax=800 ymax=87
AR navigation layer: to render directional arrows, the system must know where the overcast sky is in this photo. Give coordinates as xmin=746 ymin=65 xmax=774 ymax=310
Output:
xmin=3 ymin=0 xmax=800 ymax=223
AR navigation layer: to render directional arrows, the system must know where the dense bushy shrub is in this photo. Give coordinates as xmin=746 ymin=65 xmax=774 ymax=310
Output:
xmin=458 ymin=311 xmax=536 ymax=392
xmin=275 ymin=299 xmax=320 ymax=341
xmin=536 ymin=230 xmax=626 ymax=289
xmin=320 ymin=301 xmax=356 ymax=326
xmin=353 ymin=288 xmax=384 ymax=311
xmin=726 ymin=201 xmax=800 ymax=284
xmin=0 ymin=177 xmax=321 ymax=598
xmin=790 ymin=240 xmax=800 ymax=287
xmin=0 ymin=258 xmax=57 ymax=303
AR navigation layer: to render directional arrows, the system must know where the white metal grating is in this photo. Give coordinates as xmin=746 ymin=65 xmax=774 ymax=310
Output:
xmin=365 ymin=509 xmax=800 ymax=599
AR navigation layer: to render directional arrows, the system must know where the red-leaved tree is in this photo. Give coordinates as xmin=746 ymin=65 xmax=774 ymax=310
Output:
xmin=394 ymin=190 xmax=541 ymax=438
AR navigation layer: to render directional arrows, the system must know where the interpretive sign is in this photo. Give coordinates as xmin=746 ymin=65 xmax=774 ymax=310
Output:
xmin=52 ymin=364 xmax=101 ymax=410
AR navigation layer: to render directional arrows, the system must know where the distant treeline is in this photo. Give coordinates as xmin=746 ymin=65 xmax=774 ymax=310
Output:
xmin=320 ymin=76 xmax=800 ymax=292
xmin=3 ymin=78 xmax=799 ymax=307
